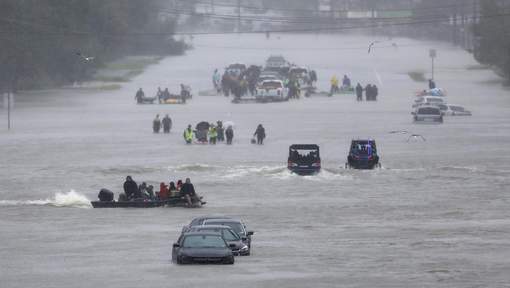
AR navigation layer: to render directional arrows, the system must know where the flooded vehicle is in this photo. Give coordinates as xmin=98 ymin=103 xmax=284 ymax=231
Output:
xmin=287 ymin=144 xmax=321 ymax=175
xmin=412 ymin=105 xmax=444 ymax=123
xmin=172 ymin=232 xmax=235 ymax=264
xmin=255 ymin=79 xmax=288 ymax=102
xmin=346 ymin=139 xmax=381 ymax=169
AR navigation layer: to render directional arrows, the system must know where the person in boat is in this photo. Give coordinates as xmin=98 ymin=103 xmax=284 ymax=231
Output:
xmin=98 ymin=188 xmax=114 ymax=202
xmin=156 ymin=87 xmax=163 ymax=103
xmin=138 ymin=182 xmax=147 ymax=198
xmin=176 ymin=179 xmax=183 ymax=191
xmin=342 ymin=75 xmax=351 ymax=87
xmin=225 ymin=125 xmax=234 ymax=145
xmin=183 ymin=124 xmax=193 ymax=144
xmin=330 ymin=75 xmax=339 ymax=95
xmin=209 ymin=124 xmax=217 ymax=144
xmin=162 ymin=114 xmax=172 ymax=133
xmin=123 ymin=176 xmax=138 ymax=200
xmin=159 ymin=182 xmax=169 ymax=200
xmin=145 ymin=185 xmax=155 ymax=200
xmin=153 ymin=114 xmax=161 ymax=133
xmin=135 ymin=88 xmax=145 ymax=103
xmin=428 ymin=79 xmax=436 ymax=89
xmin=373 ymin=85 xmax=378 ymax=101
xmin=180 ymin=178 xmax=205 ymax=207
xmin=180 ymin=84 xmax=190 ymax=103
xmin=356 ymin=83 xmax=363 ymax=101
xmin=162 ymin=88 xmax=171 ymax=102
xmin=253 ymin=124 xmax=266 ymax=145
xmin=216 ymin=121 xmax=225 ymax=142
xmin=169 ymin=181 xmax=178 ymax=197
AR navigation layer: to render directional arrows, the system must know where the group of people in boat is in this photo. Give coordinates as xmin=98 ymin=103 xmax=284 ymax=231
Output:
xmin=135 ymin=86 xmax=191 ymax=104
xmin=120 ymin=176 xmax=205 ymax=207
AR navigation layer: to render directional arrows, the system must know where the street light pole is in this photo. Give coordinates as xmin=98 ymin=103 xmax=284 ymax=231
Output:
xmin=7 ymin=92 xmax=11 ymax=130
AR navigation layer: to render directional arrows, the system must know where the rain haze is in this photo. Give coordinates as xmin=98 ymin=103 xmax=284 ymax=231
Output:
xmin=1 ymin=0 xmax=510 ymax=287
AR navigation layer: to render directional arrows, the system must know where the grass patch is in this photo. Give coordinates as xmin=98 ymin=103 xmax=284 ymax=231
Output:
xmin=98 ymin=84 xmax=122 ymax=90
xmin=104 ymin=56 xmax=163 ymax=71
xmin=408 ymin=71 xmax=427 ymax=82
xmin=466 ymin=64 xmax=490 ymax=70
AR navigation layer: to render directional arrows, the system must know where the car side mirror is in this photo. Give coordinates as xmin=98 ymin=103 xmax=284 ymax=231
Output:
xmin=172 ymin=243 xmax=179 ymax=248
xmin=247 ymin=231 xmax=254 ymax=236
xmin=229 ymin=244 xmax=237 ymax=248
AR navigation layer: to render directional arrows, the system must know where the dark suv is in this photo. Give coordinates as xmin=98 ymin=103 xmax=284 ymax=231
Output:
xmin=346 ymin=139 xmax=381 ymax=169
xmin=287 ymin=144 xmax=321 ymax=175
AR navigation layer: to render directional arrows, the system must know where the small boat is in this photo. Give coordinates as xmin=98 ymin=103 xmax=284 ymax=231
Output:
xmin=91 ymin=197 xmax=204 ymax=208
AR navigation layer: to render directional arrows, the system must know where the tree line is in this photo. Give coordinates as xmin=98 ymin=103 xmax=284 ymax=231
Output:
xmin=473 ymin=0 xmax=510 ymax=81
xmin=0 ymin=0 xmax=186 ymax=91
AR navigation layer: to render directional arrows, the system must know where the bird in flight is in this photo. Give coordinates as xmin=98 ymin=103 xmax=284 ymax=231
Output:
xmin=368 ymin=41 xmax=380 ymax=54
xmin=407 ymin=134 xmax=426 ymax=142
xmin=388 ymin=130 xmax=409 ymax=134
xmin=76 ymin=52 xmax=95 ymax=62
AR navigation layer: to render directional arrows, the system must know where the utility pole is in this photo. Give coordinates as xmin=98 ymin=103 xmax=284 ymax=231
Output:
xmin=7 ymin=92 xmax=11 ymax=130
xmin=237 ymin=0 xmax=241 ymax=32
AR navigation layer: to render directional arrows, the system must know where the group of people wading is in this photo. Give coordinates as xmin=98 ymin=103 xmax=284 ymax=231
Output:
xmin=121 ymin=176 xmax=205 ymax=207
xmin=355 ymin=83 xmax=379 ymax=101
xmin=152 ymin=114 xmax=173 ymax=133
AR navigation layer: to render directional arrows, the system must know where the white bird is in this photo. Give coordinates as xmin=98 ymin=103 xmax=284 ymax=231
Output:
xmin=407 ymin=134 xmax=426 ymax=142
xmin=76 ymin=52 xmax=95 ymax=62
xmin=388 ymin=130 xmax=409 ymax=134
xmin=368 ymin=41 xmax=380 ymax=54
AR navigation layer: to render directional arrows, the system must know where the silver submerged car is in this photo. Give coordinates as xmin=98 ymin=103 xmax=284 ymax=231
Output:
xmin=412 ymin=106 xmax=444 ymax=123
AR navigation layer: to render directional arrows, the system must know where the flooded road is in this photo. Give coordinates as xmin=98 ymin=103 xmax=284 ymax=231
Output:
xmin=1 ymin=34 xmax=510 ymax=287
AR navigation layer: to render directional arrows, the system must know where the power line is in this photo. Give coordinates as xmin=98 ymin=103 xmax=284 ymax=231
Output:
xmin=184 ymin=0 xmax=477 ymax=14
xmin=1 ymin=10 xmax=508 ymax=37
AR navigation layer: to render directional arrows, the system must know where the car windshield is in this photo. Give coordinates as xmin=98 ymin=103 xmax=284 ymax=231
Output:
xmin=262 ymin=81 xmax=282 ymax=89
xmin=352 ymin=144 xmax=374 ymax=155
xmin=182 ymin=235 xmax=226 ymax=248
xmin=450 ymin=106 xmax=464 ymax=111
xmin=289 ymin=149 xmax=319 ymax=162
xmin=427 ymin=98 xmax=443 ymax=103
xmin=222 ymin=229 xmax=240 ymax=241
xmin=206 ymin=222 xmax=244 ymax=235
xmin=418 ymin=107 xmax=441 ymax=115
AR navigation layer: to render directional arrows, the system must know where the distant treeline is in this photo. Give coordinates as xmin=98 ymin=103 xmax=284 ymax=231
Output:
xmin=473 ymin=0 xmax=510 ymax=81
xmin=0 ymin=0 xmax=186 ymax=91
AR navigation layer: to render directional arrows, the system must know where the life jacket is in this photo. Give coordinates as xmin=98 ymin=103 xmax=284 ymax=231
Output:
xmin=209 ymin=127 xmax=217 ymax=138
xmin=184 ymin=128 xmax=193 ymax=141
xmin=159 ymin=183 xmax=168 ymax=200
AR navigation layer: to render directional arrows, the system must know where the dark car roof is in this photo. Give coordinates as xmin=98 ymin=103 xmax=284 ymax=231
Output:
xmin=181 ymin=231 xmax=222 ymax=237
xmin=189 ymin=225 xmax=233 ymax=230
xmin=205 ymin=219 xmax=243 ymax=224
xmin=190 ymin=215 xmax=231 ymax=222
xmin=289 ymin=144 xmax=320 ymax=150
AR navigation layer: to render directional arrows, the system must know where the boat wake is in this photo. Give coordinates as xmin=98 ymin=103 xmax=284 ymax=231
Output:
xmin=0 ymin=190 xmax=91 ymax=208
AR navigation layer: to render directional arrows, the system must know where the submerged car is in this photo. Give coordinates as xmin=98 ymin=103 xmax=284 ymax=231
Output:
xmin=172 ymin=232 xmax=235 ymax=264
xmin=346 ymin=139 xmax=381 ymax=169
xmin=287 ymin=144 xmax=321 ymax=175
xmin=412 ymin=96 xmax=446 ymax=108
xmin=202 ymin=219 xmax=254 ymax=253
xmin=412 ymin=106 xmax=443 ymax=123
xmin=255 ymin=79 xmax=288 ymax=102
xmin=181 ymin=215 xmax=231 ymax=233
xmin=436 ymin=104 xmax=472 ymax=116
xmin=187 ymin=225 xmax=250 ymax=256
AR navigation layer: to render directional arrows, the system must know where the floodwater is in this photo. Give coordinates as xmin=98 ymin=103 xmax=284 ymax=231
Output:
xmin=1 ymin=34 xmax=510 ymax=288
